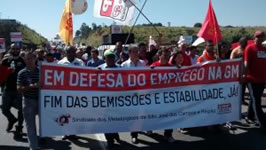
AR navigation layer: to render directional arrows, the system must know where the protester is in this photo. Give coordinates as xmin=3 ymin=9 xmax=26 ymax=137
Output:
xmin=35 ymin=49 xmax=45 ymax=62
xmin=17 ymin=51 xmax=40 ymax=150
xmin=116 ymin=52 xmax=128 ymax=65
xmin=147 ymin=34 xmax=162 ymax=65
xmin=171 ymin=51 xmax=184 ymax=68
xmin=87 ymin=49 xmax=105 ymax=67
xmin=45 ymin=52 xmax=56 ymax=63
xmin=57 ymin=46 xmax=84 ymax=140
xmin=177 ymin=43 xmax=192 ymax=66
xmin=150 ymin=48 xmax=175 ymax=143
xmin=218 ymin=42 xmax=229 ymax=59
xmin=230 ymin=37 xmax=248 ymax=105
xmin=121 ymin=46 xmax=146 ymax=68
xmin=150 ymin=48 xmax=172 ymax=67
xmin=58 ymin=46 xmax=84 ymax=66
xmin=138 ymin=43 xmax=149 ymax=64
xmin=244 ymin=30 xmax=266 ymax=128
xmin=81 ymin=45 xmax=92 ymax=62
xmin=189 ymin=46 xmax=199 ymax=65
xmin=1 ymin=43 xmax=25 ymax=138
xmin=197 ymin=40 xmax=216 ymax=63
xmin=121 ymin=46 xmax=147 ymax=143
xmin=53 ymin=48 xmax=62 ymax=60
xmin=230 ymin=37 xmax=248 ymax=59
xmin=76 ymin=48 xmax=84 ymax=61
xmin=98 ymin=49 xmax=121 ymax=148
xmin=114 ymin=41 xmax=124 ymax=62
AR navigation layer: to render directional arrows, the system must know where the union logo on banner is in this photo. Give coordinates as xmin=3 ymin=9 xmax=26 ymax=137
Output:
xmin=55 ymin=114 xmax=71 ymax=126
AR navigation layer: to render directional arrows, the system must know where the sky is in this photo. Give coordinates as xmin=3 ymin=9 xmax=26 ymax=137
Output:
xmin=1 ymin=0 xmax=266 ymax=40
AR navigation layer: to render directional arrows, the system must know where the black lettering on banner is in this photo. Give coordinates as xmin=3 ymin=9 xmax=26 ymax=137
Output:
xmin=66 ymin=96 xmax=74 ymax=107
xmin=44 ymin=96 xmax=62 ymax=108
xmin=81 ymin=96 xmax=88 ymax=107
xmin=125 ymin=96 xmax=131 ymax=106
xmin=228 ymin=85 xmax=238 ymax=98
xmin=132 ymin=95 xmax=138 ymax=106
xmin=118 ymin=96 xmax=125 ymax=107
xmin=107 ymin=96 xmax=115 ymax=107
xmin=100 ymin=96 xmax=107 ymax=108
xmin=139 ymin=94 xmax=145 ymax=105
xmin=145 ymin=94 xmax=151 ymax=105
xmin=92 ymin=96 xmax=99 ymax=108
xmin=66 ymin=96 xmax=87 ymax=108
xmin=154 ymin=93 xmax=161 ymax=104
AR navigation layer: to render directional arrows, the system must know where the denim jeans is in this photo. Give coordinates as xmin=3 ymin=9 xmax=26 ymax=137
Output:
xmin=23 ymin=97 xmax=39 ymax=150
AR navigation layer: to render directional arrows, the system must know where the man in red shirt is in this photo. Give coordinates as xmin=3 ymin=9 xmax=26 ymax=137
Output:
xmin=150 ymin=48 xmax=172 ymax=67
xmin=150 ymin=48 xmax=175 ymax=143
xmin=244 ymin=30 xmax=266 ymax=128
xmin=197 ymin=40 xmax=216 ymax=63
xmin=179 ymin=43 xmax=192 ymax=66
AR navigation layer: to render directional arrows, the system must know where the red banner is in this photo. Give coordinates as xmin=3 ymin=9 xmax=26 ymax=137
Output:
xmin=41 ymin=60 xmax=241 ymax=91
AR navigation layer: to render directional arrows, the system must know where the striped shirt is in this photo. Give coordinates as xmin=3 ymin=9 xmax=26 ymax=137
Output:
xmin=17 ymin=67 xmax=39 ymax=99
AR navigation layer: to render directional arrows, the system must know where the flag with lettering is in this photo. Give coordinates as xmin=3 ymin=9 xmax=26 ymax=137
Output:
xmin=197 ymin=0 xmax=221 ymax=44
xmin=59 ymin=0 xmax=73 ymax=45
xmin=93 ymin=0 xmax=136 ymax=25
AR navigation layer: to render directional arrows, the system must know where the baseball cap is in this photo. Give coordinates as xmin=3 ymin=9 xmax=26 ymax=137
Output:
xmin=104 ymin=49 xmax=115 ymax=56
xmin=254 ymin=30 xmax=265 ymax=38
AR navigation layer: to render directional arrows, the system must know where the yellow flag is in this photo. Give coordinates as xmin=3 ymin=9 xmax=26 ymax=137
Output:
xmin=59 ymin=0 xmax=73 ymax=45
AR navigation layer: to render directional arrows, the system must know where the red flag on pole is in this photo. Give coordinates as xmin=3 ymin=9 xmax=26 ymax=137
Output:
xmin=197 ymin=0 xmax=221 ymax=45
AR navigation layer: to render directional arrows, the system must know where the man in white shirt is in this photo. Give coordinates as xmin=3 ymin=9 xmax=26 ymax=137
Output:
xmin=58 ymin=46 xmax=84 ymax=66
xmin=57 ymin=46 xmax=83 ymax=140
xmin=121 ymin=46 xmax=146 ymax=144
xmin=121 ymin=46 xmax=146 ymax=68
xmin=189 ymin=46 xmax=199 ymax=65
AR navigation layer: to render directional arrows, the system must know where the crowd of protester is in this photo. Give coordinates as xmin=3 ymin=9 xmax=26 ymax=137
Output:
xmin=0 ymin=30 xmax=266 ymax=149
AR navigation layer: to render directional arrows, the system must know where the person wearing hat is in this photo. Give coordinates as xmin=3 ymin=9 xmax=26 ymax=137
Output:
xmin=98 ymin=49 xmax=121 ymax=148
xmin=98 ymin=49 xmax=120 ymax=69
xmin=244 ymin=30 xmax=266 ymax=128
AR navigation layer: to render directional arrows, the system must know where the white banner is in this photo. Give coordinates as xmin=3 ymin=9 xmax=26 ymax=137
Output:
xmin=39 ymin=60 xmax=242 ymax=137
xmin=93 ymin=0 xmax=136 ymax=25
xmin=10 ymin=32 xmax=22 ymax=42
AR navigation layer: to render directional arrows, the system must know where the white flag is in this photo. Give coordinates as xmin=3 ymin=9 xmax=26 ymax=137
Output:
xmin=192 ymin=37 xmax=205 ymax=46
xmin=148 ymin=35 xmax=157 ymax=51
xmin=93 ymin=0 xmax=136 ymax=25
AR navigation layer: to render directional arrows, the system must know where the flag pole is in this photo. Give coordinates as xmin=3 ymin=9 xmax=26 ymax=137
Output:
xmin=124 ymin=0 xmax=147 ymax=45
xmin=126 ymin=0 xmax=161 ymax=34
xmin=212 ymin=0 xmax=220 ymax=60
xmin=214 ymin=28 xmax=220 ymax=59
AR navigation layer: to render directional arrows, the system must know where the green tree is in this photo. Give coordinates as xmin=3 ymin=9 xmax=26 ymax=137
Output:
xmin=194 ymin=23 xmax=202 ymax=28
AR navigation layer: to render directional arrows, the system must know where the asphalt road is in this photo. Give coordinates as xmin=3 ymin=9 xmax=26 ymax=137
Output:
xmin=1 ymin=91 xmax=266 ymax=150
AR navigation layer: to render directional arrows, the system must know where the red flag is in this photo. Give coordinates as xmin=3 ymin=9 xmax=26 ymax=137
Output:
xmin=197 ymin=0 xmax=221 ymax=44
